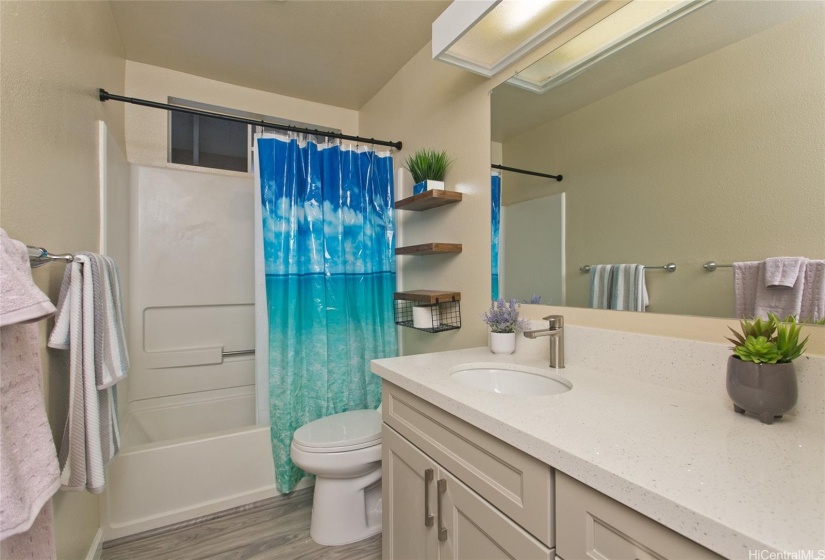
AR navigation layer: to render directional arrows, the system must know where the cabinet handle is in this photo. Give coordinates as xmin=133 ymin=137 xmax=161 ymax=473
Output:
xmin=437 ymin=478 xmax=447 ymax=541
xmin=424 ymin=468 xmax=434 ymax=527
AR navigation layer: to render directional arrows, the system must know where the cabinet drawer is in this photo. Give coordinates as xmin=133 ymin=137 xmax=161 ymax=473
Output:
xmin=556 ymin=471 xmax=722 ymax=560
xmin=383 ymin=382 xmax=554 ymax=547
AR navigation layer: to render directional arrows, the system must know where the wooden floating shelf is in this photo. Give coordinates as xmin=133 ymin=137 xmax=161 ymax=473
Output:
xmin=395 ymin=190 xmax=462 ymax=211
xmin=395 ymin=243 xmax=462 ymax=256
xmin=393 ymin=290 xmax=461 ymax=304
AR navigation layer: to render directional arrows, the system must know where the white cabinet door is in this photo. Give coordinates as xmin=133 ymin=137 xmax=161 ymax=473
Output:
xmin=438 ymin=469 xmax=553 ymax=560
xmin=556 ymin=472 xmax=722 ymax=560
xmin=384 ymin=421 xmax=553 ymax=560
xmin=383 ymin=425 xmax=439 ymax=560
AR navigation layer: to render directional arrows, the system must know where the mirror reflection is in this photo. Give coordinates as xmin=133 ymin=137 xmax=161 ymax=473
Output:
xmin=491 ymin=1 xmax=825 ymax=320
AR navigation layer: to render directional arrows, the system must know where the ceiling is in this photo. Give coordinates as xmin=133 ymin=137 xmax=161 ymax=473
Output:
xmin=492 ymin=0 xmax=821 ymax=142
xmin=109 ymin=0 xmax=450 ymax=110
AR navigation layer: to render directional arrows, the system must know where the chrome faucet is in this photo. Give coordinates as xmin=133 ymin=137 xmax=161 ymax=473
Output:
xmin=523 ymin=315 xmax=565 ymax=369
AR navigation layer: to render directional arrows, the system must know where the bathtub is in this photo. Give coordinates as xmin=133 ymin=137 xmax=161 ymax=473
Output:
xmin=102 ymin=386 xmax=288 ymax=540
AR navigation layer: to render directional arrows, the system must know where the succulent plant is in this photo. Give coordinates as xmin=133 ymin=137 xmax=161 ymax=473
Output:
xmin=733 ymin=336 xmax=781 ymax=364
xmin=404 ymin=149 xmax=454 ymax=183
xmin=727 ymin=314 xmax=809 ymax=364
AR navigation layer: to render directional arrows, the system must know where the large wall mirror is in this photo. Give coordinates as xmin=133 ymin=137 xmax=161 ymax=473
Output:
xmin=491 ymin=0 xmax=824 ymax=320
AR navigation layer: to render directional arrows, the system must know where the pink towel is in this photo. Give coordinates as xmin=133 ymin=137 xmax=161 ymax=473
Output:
xmin=0 ymin=232 xmax=55 ymax=326
xmin=754 ymin=260 xmax=807 ymax=320
xmin=734 ymin=261 xmax=760 ymax=318
xmin=764 ymin=257 xmax=806 ymax=288
xmin=800 ymin=260 xmax=825 ymax=323
xmin=0 ymin=230 xmax=59 ymax=558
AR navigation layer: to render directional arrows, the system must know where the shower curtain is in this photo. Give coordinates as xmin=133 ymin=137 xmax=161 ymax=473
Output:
xmin=253 ymin=133 xmax=397 ymax=493
xmin=491 ymin=172 xmax=502 ymax=301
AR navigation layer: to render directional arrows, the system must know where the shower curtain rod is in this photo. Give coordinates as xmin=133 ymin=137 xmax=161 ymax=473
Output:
xmin=491 ymin=164 xmax=562 ymax=182
xmin=98 ymin=89 xmax=403 ymax=151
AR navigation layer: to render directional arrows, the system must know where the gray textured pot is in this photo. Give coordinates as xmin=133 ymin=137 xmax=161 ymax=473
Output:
xmin=726 ymin=356 xmax=797 ymax=425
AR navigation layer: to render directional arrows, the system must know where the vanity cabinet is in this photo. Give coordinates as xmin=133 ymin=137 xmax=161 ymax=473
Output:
xmin=384 ymin=426 xmax=552 ymax=560
xmin=555 ymin=472 xmax=722 ymax=560
xmin=382 ymin=383 xmax=554 ymax=559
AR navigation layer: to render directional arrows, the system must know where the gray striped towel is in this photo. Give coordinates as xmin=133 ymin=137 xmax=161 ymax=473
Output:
xmin=47 ymin=254 xmax=128 ymax=494
xmin=589 ymin=265 xmax=614 ymax=309
xmin=610 ymin=264 xmax=648 ymax=312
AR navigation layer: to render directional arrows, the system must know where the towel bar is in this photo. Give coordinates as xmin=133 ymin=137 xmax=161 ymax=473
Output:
xmin=580 ymin=263 xmax=676 ymax=273
xmin=27 ymin=245 xmax=74 ymax=268
xmin=703 ymin=261 xmax=734 ymax=271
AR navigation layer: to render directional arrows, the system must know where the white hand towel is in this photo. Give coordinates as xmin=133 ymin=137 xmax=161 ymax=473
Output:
xmin=800 ymin=260 xmax=825 ymax=323
xmin=733 ymin=261 xmax=760 ymax=318
xmin=764 ymin=257 xmax=806 ymax=288
xmin=589 ymin=265 xmax=613 ymax=309
xmin=754 ymin=260 xmax=806 ymax=321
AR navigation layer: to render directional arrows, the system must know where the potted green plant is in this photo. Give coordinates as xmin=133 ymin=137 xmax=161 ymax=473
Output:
xmin=482 ymin=298 xmax=529 ymax=355
xmin=725 ymin=313 xmax=809 ymax=424
xmin=404 ymin=148 xmax=454 ymax=195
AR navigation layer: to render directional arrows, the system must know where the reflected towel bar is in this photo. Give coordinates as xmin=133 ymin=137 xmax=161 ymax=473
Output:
xmin=580 ymin=263 xmax=677 ymax=273
xmin=222 ymin=349 xmax=255 ymax=357
xmin=27 ymin=245 xmax=74 ymax=268
xmin=703 ymin=261 xmax=734 ymax=271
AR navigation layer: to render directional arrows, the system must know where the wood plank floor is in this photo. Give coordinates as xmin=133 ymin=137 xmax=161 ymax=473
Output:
xmin=102 ymin=488 xmax=382 ymax=560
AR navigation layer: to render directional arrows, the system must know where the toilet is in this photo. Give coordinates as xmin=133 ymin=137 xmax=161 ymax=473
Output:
xmin=290 ymin=409 xmax=383 ymax=546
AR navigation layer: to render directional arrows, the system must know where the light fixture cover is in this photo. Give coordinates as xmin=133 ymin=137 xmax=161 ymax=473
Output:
xmin=507 ymin=0 xmax=711 ymax=93
xmin=432 ymin=0 xmax=607 ymax=77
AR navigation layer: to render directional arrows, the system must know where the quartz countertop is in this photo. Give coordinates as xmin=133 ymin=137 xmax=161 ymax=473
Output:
xmin=371 ymin=345 xmax=825 ymax=559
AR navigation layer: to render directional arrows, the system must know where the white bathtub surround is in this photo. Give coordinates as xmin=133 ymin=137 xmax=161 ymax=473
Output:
xmin=101 ymin=387 xmax=309 ymax=540
xmin=370 ymin=326 xmax=825 ymax=559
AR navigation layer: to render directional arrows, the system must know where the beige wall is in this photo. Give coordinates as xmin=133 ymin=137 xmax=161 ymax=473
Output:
xmin=502 ymin=10 xmax=825 ymax=317
xmin=358 ymin=3 xmax=628 ymax=356
xmin=0 ymin=1 xmax=127 ymax=558
xmin=359 ymin=8 xmax=825 ymax=357
xmin=124 ymin=61 xmax=359 ymax=171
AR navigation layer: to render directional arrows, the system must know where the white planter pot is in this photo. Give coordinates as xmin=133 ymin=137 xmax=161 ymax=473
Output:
xmin=489 ymin=332 xmax=516 ymax=355
xmin=413 ymin=180 xmax=445 ymax=195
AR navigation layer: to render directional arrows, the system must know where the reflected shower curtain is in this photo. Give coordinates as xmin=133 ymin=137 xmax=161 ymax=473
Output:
xmin=491 ymin=172 xmax=502 ymax=301
xmin=254 ymin=133 xmax=397 ymax=492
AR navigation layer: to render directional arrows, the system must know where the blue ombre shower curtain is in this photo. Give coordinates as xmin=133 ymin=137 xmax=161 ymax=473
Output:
xmin=491 ymin=172 xmax=502 ymax=301
xmin=254 ymin=133 xmax=397 ymax=492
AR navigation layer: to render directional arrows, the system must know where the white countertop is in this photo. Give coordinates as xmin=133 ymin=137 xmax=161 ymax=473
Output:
xmin=371 ymin=345 xmax=825 ymax=559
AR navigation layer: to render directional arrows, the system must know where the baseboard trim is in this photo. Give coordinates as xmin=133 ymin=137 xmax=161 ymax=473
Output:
xmin=85 ymin=528 xmax=104 ymax=560
xmin=103 ymin=478 xmax=314 ymax=549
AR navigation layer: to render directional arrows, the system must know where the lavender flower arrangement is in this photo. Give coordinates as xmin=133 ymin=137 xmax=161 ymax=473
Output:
xmin=482 ymin=298 xmax=530 ymax=334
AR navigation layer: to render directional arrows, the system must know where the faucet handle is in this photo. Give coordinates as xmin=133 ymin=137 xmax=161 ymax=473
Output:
xmin=542 ymin=314 xmax=564 ymax=328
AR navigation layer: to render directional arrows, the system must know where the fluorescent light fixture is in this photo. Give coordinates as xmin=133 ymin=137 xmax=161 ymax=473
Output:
xmin=508 ymin=0 xmax=711 ymax=93
xmin=433 ymin=0 xmax=607 ymax=77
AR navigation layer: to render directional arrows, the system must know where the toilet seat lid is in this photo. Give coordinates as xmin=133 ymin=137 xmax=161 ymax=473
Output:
xmin=293 ymin=409 xmax=381 ymax=450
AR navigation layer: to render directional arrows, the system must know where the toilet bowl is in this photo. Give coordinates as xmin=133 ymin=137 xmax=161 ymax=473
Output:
xmin=290 ymin=409 xmax=382 ymax=546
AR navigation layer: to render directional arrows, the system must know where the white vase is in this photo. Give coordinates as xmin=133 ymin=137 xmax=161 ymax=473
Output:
xmin=489 ymin=332 xmax=516 ymax=355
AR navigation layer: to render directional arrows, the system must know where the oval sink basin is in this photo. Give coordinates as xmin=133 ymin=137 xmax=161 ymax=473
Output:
xmin=449 ymin=364 xmax=571 ymax=396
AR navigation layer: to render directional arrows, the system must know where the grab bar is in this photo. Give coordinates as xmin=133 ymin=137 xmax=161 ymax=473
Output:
xmin=222 ymin=349 xmax=255 ymax=357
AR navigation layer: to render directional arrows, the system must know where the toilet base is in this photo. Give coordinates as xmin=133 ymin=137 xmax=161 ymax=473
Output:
xmin=309 ymin=464 xmax=383 ymax=546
